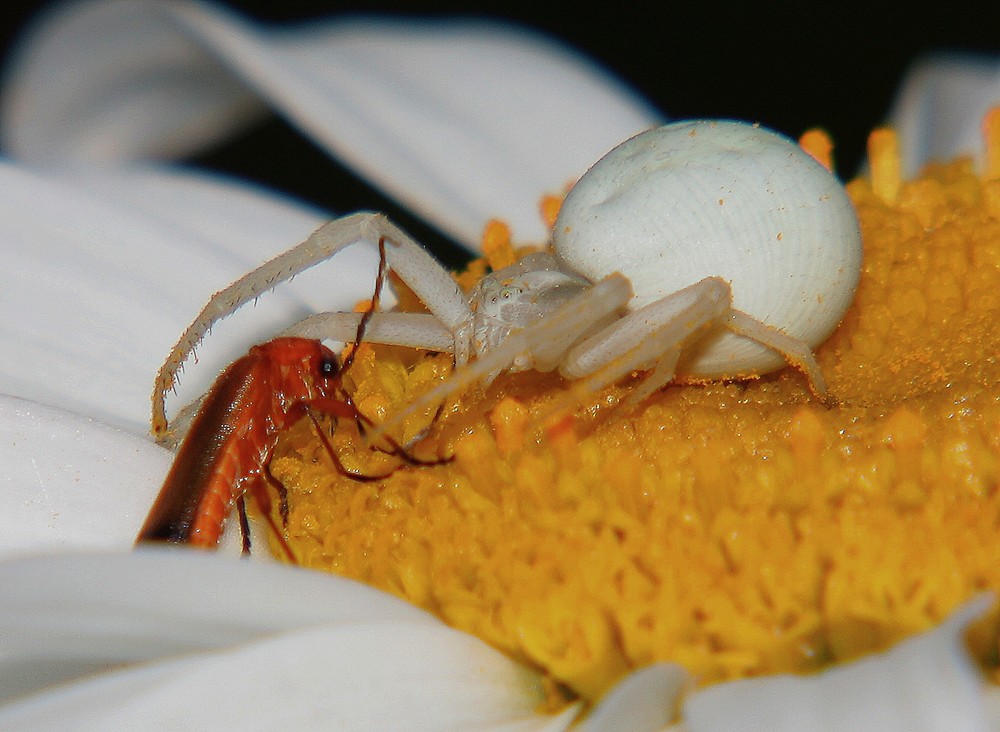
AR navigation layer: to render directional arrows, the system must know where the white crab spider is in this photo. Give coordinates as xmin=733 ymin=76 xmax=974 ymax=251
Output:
xmin=152 ymin=119 xmax=862 ymax=442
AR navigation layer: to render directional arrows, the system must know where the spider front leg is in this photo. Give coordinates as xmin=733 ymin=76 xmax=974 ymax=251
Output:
xmin=282 ymin=221 xmax=480 ymax=360
xmin=152 ymin=212 xmax=470 ymax=441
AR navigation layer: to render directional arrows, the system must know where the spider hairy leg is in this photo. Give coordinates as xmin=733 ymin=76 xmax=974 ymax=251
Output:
xmin=152 ymin=212 xmax=470 ymax=441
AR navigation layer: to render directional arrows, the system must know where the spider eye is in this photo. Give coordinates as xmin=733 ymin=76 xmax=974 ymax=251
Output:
xmin=319 ymin=356 xmax=340 ymax=379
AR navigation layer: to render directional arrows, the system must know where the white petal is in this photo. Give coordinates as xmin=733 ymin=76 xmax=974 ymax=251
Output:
xmin=683 ymin=594 xmax=995 ymax=732
xmin=0 ymin=395 xmax=169 ymax=559
xmin=984 ymin=684 xmax=1000 ymax=727
xmin=577 ymin=663 xmax=688 ymax=732
xmin=0 ymin=162 xmax=380 ymax=431
xmin=1 ymin=1 xmax=266 ymax=163
xmin=2 ymin=0 xmax=661 ymax=245
xmin=0 ymin=626 xmax=561 ymax=732
xmin=0 ymin=551 xmax=575 ymax=731
xmin=888 ymin=53 xmax=1000 ymax=175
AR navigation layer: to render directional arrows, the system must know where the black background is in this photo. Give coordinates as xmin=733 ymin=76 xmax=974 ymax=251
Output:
xmin=1 ymin=2 xmax=997 ymax=264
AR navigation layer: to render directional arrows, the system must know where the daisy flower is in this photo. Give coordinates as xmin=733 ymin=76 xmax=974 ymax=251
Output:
xmin=1 ymin=2 xmax=998 ymax=729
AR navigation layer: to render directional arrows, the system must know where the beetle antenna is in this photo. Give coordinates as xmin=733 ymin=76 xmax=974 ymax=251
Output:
xmin=341 ymin=236 xmax=389 ymax=374
xmin=303 ymin=407 xmax=391 ymax=481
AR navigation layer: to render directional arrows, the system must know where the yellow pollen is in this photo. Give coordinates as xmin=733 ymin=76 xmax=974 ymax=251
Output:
xmin=482 ymin=219 xmax=517 ymax=271
xmin=799 ymin=128 xmax=835 ymax=172
xmin=868 ymin=127 xmax=901 ymax=205
xmin=540 ymin=193 xmax=564 ymax=230
xmin=983 ymin=107 xmax=1000 ymax=181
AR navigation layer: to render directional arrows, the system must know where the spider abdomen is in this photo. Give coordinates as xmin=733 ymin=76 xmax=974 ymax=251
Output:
xmin=554 ymin=119 xmax=862 ymax=378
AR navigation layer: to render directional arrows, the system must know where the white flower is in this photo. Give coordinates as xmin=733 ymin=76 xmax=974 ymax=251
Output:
xmin=0 ymin=2 xmax=997 ymax=729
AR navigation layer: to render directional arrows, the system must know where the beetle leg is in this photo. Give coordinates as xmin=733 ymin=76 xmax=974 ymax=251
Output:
xmin=236 ymin=494 xmax=251 ymax=556
xmin=247 ymin=474 xmax=297 ymax=563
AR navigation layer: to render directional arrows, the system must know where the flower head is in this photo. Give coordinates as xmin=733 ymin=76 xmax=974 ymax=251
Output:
xmin=1 ymin=2 xmax=998 ymax=729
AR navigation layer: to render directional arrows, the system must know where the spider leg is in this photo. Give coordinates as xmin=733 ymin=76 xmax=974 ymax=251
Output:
xmin=725 ymin=310 xmax=828 ymax=401
xmin=282 ymin=312 xmax=454 ymax=353
xmin=522 ymin=274 xmax=633 ymax=372
xmin=157 ymin=394 xmax=204 ymax=450
xmin=370 ymin=273 xmax=633 ymax=440
xmin=559 ymin=277 xmax=732 ymax=402
xmin=561 ymin=276 xmax=828 ymax=407
xmin=621 ymin=349 xmax=682 ymax=409
xmin=152 ymin=212 xmax=470 ymax=439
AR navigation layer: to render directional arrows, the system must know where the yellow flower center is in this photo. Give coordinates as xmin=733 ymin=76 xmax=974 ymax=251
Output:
xmin=264 ymin=123 xmax=1000 ymax=705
